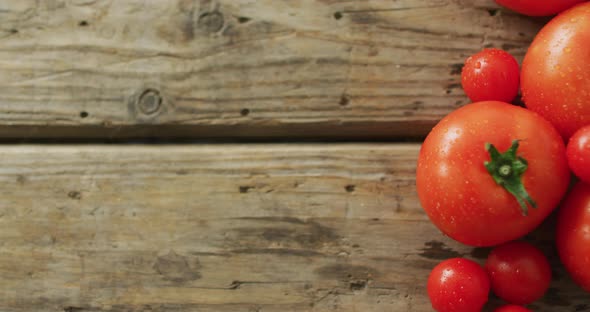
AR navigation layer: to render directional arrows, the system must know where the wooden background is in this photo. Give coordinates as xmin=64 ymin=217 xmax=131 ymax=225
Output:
xmin=0 ymin=1 xmax=585 ymax=311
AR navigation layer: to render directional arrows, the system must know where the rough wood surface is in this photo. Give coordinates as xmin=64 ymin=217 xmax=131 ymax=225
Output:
xmin=0 ymin=0 xmax=546 ymax=139
xmin=0 ymin=144 xmax=585 ymax=312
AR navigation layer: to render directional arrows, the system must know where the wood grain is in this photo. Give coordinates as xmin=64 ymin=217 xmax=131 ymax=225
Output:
xmin=0 ymin=144 xmax=585 ymax=311
xmin=0 ymin=0 xmax=546 ymax=139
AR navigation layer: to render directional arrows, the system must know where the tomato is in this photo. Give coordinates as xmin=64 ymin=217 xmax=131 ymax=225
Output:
xmin=427 ymin=258 xmax=490 ymax=312
xmin=556 ymin=182 xmax=590 ymax=292
xmin=485 ymin=241 xmax=551 ymax=304
xmin=417 ymin=101 xmax=570 ymax=246
xmin=494 ymin=305 xmax=532 ymax=312
xmin=521 ymin=2 xmax=590 ymax=140
xmin=495 ymin=0 xmax=586 ymax=16
xmin=567 ymin=125 xmax=590 ymax=183
xmin=461 ymin=49 xmax=520 ymax=103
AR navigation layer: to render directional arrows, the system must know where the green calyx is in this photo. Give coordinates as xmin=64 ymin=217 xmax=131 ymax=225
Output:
xmin=484 ymin=140 xmax=536 ymax=216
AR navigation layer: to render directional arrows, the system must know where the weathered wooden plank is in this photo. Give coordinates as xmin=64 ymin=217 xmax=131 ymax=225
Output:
xmin=0 ymin=144 xmax=585 ymax=311
xmin=0 ymin=0 xmax=545 ymax=139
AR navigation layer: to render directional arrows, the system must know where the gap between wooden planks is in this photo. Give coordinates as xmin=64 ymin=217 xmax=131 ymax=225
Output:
xmin=0 ymin=144 xmax=585 ymax=312
xmin=0 ymin=0 xmax=546 ymax=139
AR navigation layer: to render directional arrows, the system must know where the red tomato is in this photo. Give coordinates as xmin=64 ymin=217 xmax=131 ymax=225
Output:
xmin=417 ymin=101 xmax=570 ymax=246
xmin=495 ymin=0 xmax=586 ymax=16
xmin=485 ymin=241 xmax=551 ymax=304
xmin=567 ymin=125 xmax=590 ymax=183
xmin=494 ymin=305 xmax=532 ymax=312
xmin=461 ymin=49 xmax=520 ymax=103
xmin=427 ymin=258 xmax=490 ymax=312
xmin=556 ymin=182 xmax=590 ymax=292
xmin=521 ymin=2 xmax=590 ymax=140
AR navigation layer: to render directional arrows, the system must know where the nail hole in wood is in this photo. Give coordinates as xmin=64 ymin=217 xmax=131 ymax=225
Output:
xmin=334 ymin=12 xmax=343 ymax=20
xmin=487 ymin=9 xmax=500 ymax=16
xmin=79 ymin=20 xmax=89 ymax=27
xmin=350 ymin=280 xmax=367 ymax=291
xmin=345 ymin=185 xmax=355 ymax=193
xmin=240 ymin=108 xmax=250 ymax=116
xmin=79 ymin=111 xmax=88 ymax=118
xmin=237 ymin=16 xmax=251 ymax=24
xmin=339 ymin=94 xmax=350 ymax=106
xmin=68 ymin=191 xmax=82 ymax=200
xmin=239 ymin=186 xmax=253 ymax=193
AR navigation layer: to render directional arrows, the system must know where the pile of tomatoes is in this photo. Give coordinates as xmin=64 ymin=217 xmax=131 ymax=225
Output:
xmin=416 ymin=1 xmax=590 ymax=311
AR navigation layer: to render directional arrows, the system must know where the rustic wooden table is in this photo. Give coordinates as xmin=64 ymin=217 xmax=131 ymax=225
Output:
xmin=0 ymin=1 xmax=586 ymax=311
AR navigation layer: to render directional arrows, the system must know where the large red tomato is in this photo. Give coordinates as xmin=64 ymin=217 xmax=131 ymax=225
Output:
xmin=495 ymin=0 xmax=586 ymax=16
xmin=556 ymin=182 xmax=590 ymax=292
xmin=521 ymin=2 xmax=590 ymax=139
xmin=417 ymin=101 xmax=570 ymax=246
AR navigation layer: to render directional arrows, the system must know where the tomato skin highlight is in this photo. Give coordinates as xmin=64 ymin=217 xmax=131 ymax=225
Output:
xmin=427 ymin=258 xmax=490 ymax=312
xmin=557 ymin=182 xmax=590 ymax=292
xmin=521 ymin=2 xmax=590 ymax=140
xmin=495 ymin=0 xmax=586 ymax=16
xmin=485 ymin=241 xmax=551 ymax=304
xmin=494 ymin=305 xmax=532 ymax=312
xmin=417 ymin=101 xmax=570 ymax=246
xmin=567 ymin=125 xmax=590 ymax=184
xmin=461 ymin=49 xmax=520 ymax=103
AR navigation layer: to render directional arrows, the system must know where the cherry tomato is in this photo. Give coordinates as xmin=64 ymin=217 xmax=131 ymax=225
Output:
xmin=556 ymin=182 xmax=590 ymax=292
xmin=567 ymin=125 xmax=590 ymax=183
xmin=461 ymin=49 xmax=520 ymax=103
xmin=417 ymin=101 xmax=570 ymax=246
xmin=485 ymin=241 xmax=551 ymax=304
xmin=521 ymin=2 xmax=590 ymax=139
xmin=494 ymin=305 xmax=532 ymax=312
xmin=495 ymin=0 xmax=586 ymax=16
xmin=427 ymin=258 xmax=490 ymax=312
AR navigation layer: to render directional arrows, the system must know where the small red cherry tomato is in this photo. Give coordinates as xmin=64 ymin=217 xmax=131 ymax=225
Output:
xmin=494 ymin=304 xmax=532 ymax=312
xmin=485 ymin=241 xmax=551 ymax=304
xmin=567 ymin=125 xmax=590 ymax=184
xmin=461 ymin=49 xmax=520 ymax=103
xmin=427 ymin=258 xmax=490 ymax=312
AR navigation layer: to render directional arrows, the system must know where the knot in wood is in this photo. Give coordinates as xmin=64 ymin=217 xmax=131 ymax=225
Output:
xmin=198 ymin=11 xmax=224 ymax=33
xmin=137 ymin=89 xmax=162 ymax=115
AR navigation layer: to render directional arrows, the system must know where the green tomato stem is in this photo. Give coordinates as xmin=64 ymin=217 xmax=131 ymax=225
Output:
xmin=484 ymin=140 xmax=537 ymax=216
xmin=499 ymin=165 xmax=512 ymax=177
